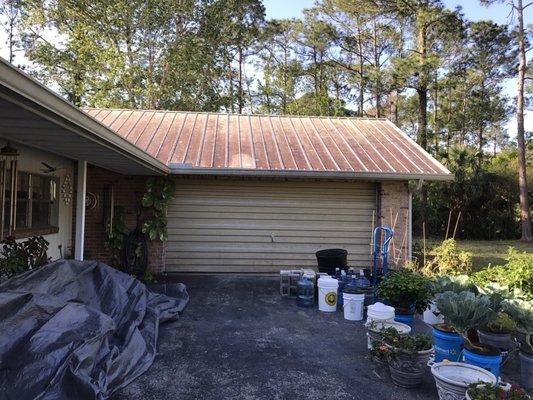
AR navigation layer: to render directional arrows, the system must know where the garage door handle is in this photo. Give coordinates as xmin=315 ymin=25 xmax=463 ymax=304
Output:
xmin=270 ymin=233 xmax=275 ymax=243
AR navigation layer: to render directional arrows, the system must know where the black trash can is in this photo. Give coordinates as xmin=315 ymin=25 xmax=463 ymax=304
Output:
xmin=315 ymin=248 xmax=348 ymax=275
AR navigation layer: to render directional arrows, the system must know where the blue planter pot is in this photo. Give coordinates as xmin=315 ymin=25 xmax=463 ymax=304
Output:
xmin=394 ymin=313 xmax=414 ymax=326
xmin=463 ymin=347 xmax=502 ymax=380
xmin=432 ymin=326 xmax=463 ymax=363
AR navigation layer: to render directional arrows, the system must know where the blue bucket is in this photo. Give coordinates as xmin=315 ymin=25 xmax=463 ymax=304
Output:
xmin=432 ymin=327 xmax=463 ymax=362
xmin=464 ymin=348 xmax=502 ymax=379
xmin=394 ymin=314 xmax=414 ymax=326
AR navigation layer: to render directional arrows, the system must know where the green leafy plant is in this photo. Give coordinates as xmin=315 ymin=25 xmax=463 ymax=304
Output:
xmin=430 ymin=275 xmax=478 ymax=295
xmin=0 ymin=236 xmax=50 ymax=279
xmin=483 ymin=312 xmax=516 ymax=334
xmin=104 ymin=206 xmax=128 ymax=267
xmin=471 ymin=248 xmax=533 ymax=299
xmin=141 ymin=177 xmax=176 ymax=241
xmin=421 ymin=239 xmax=472 ymax=277
xmin=435 ymin=291 xmax=496 ymax=346
xmin=376 ymin=269 xmax=433 ymax=314
xmin=501 ymin=298 xmax=533 ymax=353
xmin=467 ymin=383 xmax=531 ymax=400
xmin=370 ymin=327 xmax=432 ymax=366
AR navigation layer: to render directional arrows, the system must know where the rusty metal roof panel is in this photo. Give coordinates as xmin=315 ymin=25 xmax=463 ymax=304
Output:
xmin=84 ymin=108 xmax=452 ymax=180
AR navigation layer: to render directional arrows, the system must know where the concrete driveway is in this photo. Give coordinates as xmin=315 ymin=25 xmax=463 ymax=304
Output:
xmin=110 ymin=275 xmax=448 ymax=400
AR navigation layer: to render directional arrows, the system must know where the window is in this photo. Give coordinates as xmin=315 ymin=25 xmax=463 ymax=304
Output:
xmin=2 ymin=171 xmax=59 ymax=238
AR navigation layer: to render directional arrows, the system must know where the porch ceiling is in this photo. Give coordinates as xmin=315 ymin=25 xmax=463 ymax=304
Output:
xmin=0 ymin=58 xmax=168 ymax=176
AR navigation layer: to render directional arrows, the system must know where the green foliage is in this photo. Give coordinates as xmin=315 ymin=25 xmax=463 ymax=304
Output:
xmin=484 ymin=312 xmax=516 ymax=334
xmin=414 ymin=146 xmax=527 ymax=240
xmin=141 ymin=177 xmax=176 ymax=241
xmin=501 ymin=299 xmax=533 ymax=334
xmin=421 ymin=239 xmax=472 ymax=277
xmin=376 ymin=270 xmax=433 ymax=314
xmin=467 ymin=383 xmax=531 ymax=400
xmin=430 ymin=275 xmax=478 ymax=295
xmin=104 ymin=206 xmax=128 ymax=267
xmin=0 ymin=236 xmax=50 ymax=279
xmin=435 ymin=291 xmax=496 ymax=340
xmin=471 ymin=248 xmax=533 ymax=299
xmin=377 ymin=327 xmax=432 ymax=353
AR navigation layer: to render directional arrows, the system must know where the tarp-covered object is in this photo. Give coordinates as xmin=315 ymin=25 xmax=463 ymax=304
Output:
xmin=0 ymin=259 xmax=189 ymax=400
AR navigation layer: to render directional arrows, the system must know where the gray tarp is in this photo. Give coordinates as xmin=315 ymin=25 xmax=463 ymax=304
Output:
xmin=0 ymin=259 xmax=188 ymax=400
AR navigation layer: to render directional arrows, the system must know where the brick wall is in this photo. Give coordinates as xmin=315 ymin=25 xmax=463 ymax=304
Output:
xmin=379 ymin=181 xmax=411 ymax=268
xmin=72 ymin=164 xmax=165 ymax=273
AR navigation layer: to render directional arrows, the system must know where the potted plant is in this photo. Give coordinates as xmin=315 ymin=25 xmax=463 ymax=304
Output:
xmin=478 ymin=311 xmax=516 ymax=352
xmin=424 ymin=275 xmax=478 ymax=325
xmin=376 ymin=269 xmax=433 ymax=326
xmin=435 ymin=291 xmax=502 ymax=379
xmin=466 ymin=382 xmax=531 ymax=400
xmin=431 ymin=362 xmax=497 ymax=400
xmin=501 ymin=298 xmax=533 ymax=390
xmin=371 ymin=327 xmax=433 ymax=388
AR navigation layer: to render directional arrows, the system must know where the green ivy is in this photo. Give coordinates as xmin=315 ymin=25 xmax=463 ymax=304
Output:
xmin=141 ymin=177 xmax=176 ymax=241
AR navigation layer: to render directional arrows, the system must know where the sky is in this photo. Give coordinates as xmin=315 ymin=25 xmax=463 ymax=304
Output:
xmin=262 ymin=0 xmax=532 ymax=136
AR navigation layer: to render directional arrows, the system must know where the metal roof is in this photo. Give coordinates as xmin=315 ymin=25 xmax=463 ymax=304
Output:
xmin=85 ymin=109 xmax=451 ymax=180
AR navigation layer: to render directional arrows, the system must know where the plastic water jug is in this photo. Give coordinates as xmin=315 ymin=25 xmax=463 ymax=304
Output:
xmin=297 ymin=275 xmax=314 ymax=308
xmin=355 ymin=269 xmax=370 ymax=289
xmin=334 ymin=268 xmax=346 ymax=307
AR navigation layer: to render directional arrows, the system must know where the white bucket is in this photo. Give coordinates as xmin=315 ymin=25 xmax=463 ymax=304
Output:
xmin=317 ymin=276 xmax=339 ymax=312
xmin=343 ymin=292 xmax=365 ymax=321
xmin=423 ymin=300 xmax=444 ymax=325
xmin=366 ymin=302 xmax=395 ymax=324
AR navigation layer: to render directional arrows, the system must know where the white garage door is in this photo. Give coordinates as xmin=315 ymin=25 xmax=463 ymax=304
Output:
xmin=166 ymin=179 xmax=376 ymax=273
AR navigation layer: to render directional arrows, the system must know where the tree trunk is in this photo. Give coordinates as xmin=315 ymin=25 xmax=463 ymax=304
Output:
xmin=238 ymin=46 xmax=244 ymax=114
xmin=417 ymin=88 xmax=428 ymax=150
xmin=516 ymin=0 xmax=532 ymax=242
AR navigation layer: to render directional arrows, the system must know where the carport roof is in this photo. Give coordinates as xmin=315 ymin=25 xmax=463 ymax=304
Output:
xmin=0 ymin=58 xmax=167 ymax=175
xmin=85 ymin=109 xmax=452 ymax=181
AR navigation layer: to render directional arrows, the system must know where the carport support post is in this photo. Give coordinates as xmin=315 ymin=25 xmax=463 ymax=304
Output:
xmin=75 ymin=160 xmax=87 ymax=261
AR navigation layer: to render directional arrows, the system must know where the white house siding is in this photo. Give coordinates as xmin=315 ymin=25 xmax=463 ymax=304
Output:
xmin=1 ymin=141 xmax=74 ymax=260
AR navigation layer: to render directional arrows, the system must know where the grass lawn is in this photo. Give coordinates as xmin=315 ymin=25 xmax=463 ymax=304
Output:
xmin=413 ymin=238 xmax=533 ymax=271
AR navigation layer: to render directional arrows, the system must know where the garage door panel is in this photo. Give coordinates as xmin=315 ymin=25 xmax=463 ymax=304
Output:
xmin=167 ymin=234 xmax=372 ymax=243
xmin=166 ymin=179 xmax=376 ymax=273
xmin=168 ymin=228 xmax=372 ymax=238
xmin=167 ymin=212 xmax=372 ymax=223
xmin=168 ymin=197 xmax=375 ymax=209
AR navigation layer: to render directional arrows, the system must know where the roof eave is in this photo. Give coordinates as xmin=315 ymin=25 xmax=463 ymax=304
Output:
xmin=0 ymin=58 xmax=169 ymax=175
xmin=168 ymin=166 xmax=454 ymax=181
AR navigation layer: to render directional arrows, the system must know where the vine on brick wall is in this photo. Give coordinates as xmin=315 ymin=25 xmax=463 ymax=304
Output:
xmin=141 ymin=177 xmax=176 ymax=241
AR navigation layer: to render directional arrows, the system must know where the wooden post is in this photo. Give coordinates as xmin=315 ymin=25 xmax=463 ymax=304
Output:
xmin=452 ymin=211 xmax=462 ymax=239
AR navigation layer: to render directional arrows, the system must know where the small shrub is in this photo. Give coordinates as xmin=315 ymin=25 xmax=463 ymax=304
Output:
xmin=0 ymin=236 xmax=50 ymax=279
xmin=421 ymin=239 xmax=472 ymax=277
